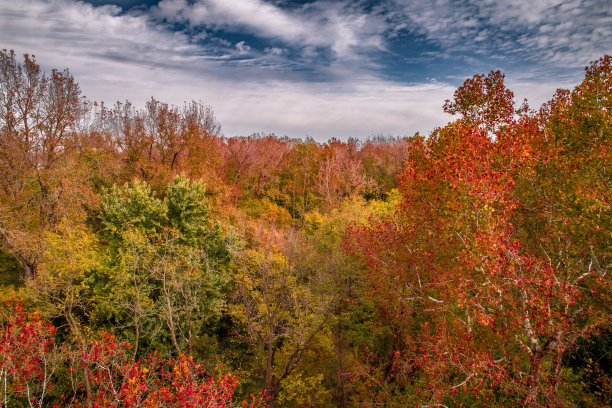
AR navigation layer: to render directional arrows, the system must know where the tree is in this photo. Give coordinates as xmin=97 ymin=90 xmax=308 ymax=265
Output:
xmin=315 ymin=139 xmax=368 ymax=209
xmin=0 ymin=50 xmax=91 ymax=278
xmin=232 ymin=226 xmax=333 ymax=406
xmin=347 ymin=58 xmax=611 ymax=407
xmin=78 ymin=332 xmax=264 ymax=408
xmin=104 ymin=98 xmax=222 ymax=189
xmin=0 ymin=299 xmax=59 ymax=408
xmin=0 ymin=301 xmax=265 ymax=408
xmin=276 ymin=140 xmax=321 ymax=222
xmin=224 ymin=134 xmax=290 ymax=202
xmin=443 ymin=69 xmax=522 ymax=133
xmin=358 ymin=136 xmax=414 ymax=199
xmin=95 ymin=175 xmax=230 ymax=358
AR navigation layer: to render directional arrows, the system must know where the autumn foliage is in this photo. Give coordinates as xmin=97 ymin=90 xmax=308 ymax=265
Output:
xmin=347 ymin=56 xmax=611 ymax=407
xmin=0 ymin=300 xmax=265 ymax=408
xmin=0 ymin=49 xmax=609 ymax=407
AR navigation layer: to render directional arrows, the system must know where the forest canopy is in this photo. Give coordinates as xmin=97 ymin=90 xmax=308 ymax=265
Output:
xmin=0 ymin=49 xmax=610 ymax=407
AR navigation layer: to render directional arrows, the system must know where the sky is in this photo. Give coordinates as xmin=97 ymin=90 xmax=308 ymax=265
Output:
xmin=1 ymin=0 xmax=610 ymax=140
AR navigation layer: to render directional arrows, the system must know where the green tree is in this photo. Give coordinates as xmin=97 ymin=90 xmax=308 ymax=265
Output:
xmin=95 ymin=175 xmax=231 ymax=358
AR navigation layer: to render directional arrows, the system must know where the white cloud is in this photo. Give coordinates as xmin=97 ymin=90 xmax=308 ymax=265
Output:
xmin=265 ymin=47 xmax=285 ymax=56
xmin=206 ymin=80 xmax=456 ymax=140
xmin=0 ymin=0 xmax=455 ymax=140
xmin=154 ymin=0 xmax=388 ymax=59
xmin=235 ymin=41 xmax=251 ymax=54
xmin=392 ymin=0 xmax=610 ymax=67
xmin=0 ymin=0 xmax=199 ymax=74
xmin=0 ymin=0 xmax=601 ymax=141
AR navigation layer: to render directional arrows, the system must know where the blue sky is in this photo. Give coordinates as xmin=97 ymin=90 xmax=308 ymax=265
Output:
xmin=1 ymin=0 xmax=610 ymax=140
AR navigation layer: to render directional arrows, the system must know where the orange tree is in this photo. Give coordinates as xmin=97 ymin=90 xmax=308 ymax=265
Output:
xmin=346 ymin=57 xmax=610 ymax=407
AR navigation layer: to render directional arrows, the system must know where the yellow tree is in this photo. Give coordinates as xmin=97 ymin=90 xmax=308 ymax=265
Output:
xmin=232 ymin=225 xmax=333 ymax=406
xmin=0 ymin=50 xmax=91 ymax=278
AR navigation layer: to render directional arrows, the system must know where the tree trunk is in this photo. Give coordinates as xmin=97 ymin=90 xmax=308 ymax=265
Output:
xmin=524 ymin=351 xmax=546 ymax=407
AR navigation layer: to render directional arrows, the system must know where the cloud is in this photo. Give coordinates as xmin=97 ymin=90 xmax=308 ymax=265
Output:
xmin=0 ymin=0 xmax=602 ymax=141
xmin=235 ymin=41 xmax=251 ymax=54
xmin=156 ymin=0 xmax=308 ymax=42
xmin=0 ymin=0 xmax=199 ymax=73
xmin=0 ymin=0 xmax=455 ymax=140
xmin=391 ymin=0 xmax=610 ymax=68
xmin=204 ymin=80 xmax=456 ymax=140
xmin=153 ymin=0 xmax=388 ymax=59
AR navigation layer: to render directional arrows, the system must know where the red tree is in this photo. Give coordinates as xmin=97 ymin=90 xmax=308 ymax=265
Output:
xmin=0 ymin=300 xmax=58 ymax=407
xmin=347 ymin=57 xmax=611 ymax=407
xmin=0 ymin=300 xmax=265 ymax=408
